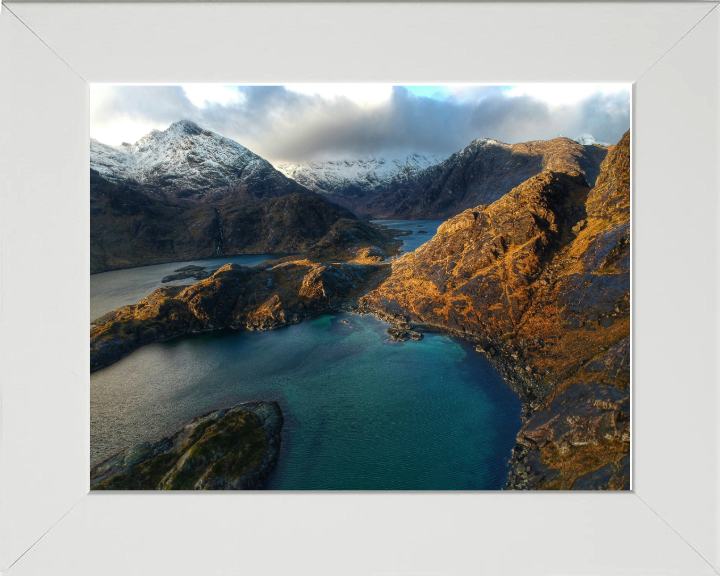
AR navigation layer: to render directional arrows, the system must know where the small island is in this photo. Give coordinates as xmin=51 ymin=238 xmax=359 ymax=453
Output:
xmin=91 ymin=402 xmax=283 ymax=490
xmin=161 ymin=265 xmax=212 ymax=283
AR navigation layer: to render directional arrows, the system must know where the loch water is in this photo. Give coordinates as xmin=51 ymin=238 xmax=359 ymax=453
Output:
xmin=91 ymin=313 xmax=521 ymax=489
xmin=372 ymin=219 xmax=445 ymax=255
xmin=90 ymin=221 xmax=522 ymax=489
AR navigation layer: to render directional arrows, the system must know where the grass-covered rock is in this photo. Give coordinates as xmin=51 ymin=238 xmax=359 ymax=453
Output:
xmin=91 ymin=402 xmax=283 ymax=490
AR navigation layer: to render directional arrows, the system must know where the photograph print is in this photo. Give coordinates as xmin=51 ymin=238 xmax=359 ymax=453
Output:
xmin=89 ymin=84 xmax=631 ymax=490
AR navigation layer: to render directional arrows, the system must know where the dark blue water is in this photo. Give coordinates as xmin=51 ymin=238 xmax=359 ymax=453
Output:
xmin=372 ymin=219 xmax=445 ymax=256
xmin=90 ymin=313 xmax=521 ymax=490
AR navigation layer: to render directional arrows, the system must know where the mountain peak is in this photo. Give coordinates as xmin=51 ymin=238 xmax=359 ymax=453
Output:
xmin=90 ymin=121 xmax=306 ymax=202
xmin=469 ymin=137 xmax=506 ymax=147
xmin=167 ymin=119 xmax=203 ymax=135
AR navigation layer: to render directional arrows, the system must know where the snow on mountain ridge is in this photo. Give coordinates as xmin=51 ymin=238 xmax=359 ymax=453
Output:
xmin=90 ymin=139 xmax=137 ymax=182
xmin=456 ymin=138 xmax=511 ymax=160
xmin=574 ymin=133 xmax=610 ymax=146
xmin=276 ymin=153 xmax=448 ymax=196
xmin=90 ymin=120 xmax=279 ymax=200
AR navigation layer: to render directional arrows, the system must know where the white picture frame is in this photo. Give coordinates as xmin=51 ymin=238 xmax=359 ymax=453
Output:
xmin=1 ymin=2 xmax=718 ymax=575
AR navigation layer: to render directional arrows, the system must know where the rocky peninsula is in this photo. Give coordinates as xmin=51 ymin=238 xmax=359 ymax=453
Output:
xmin=91 ymin=401 xmax=283 ymax=490
xmin=91 ymin=259 xmax=390 ymax=371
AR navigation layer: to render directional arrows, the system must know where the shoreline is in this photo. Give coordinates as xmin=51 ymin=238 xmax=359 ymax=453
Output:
xmin=91 ymin=297 xmax=530 ymax=489
xmin=91 ymin=310 xmax=519 ymax=490
xmin=90 ymin=251 xmax=299 ymax=276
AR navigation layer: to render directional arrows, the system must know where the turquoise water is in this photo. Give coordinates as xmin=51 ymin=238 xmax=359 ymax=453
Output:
xmin=90 ymin=313 xmax=521 ymax=490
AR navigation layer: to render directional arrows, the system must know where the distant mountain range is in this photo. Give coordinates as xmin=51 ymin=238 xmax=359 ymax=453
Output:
xmin=91 ymin=121 xmax=611 ymax=271
xmin=358 ymin=137 xmax=609 ymax=219
xmin=278 ymin=137 xmax=609 ymax=219
xmin=276 ymin=154 xmax=446 ymax=214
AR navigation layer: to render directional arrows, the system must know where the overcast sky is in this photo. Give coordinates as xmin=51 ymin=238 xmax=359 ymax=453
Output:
xmin=91 ymin=84 xmax=631 ymax=165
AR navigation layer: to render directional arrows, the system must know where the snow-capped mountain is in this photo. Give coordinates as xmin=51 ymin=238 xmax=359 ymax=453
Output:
xmin=574 ymin=134 xmax=611 ymax=146
xmin=90 ymin=120 xmax=358 ymax=273
xmin=91 ymin=120 xmax=306 ymax=202
xmin=276 ymin=153 xmax=447 ymax=199
xmin=275 ymin=137 xmax=609 ymax=219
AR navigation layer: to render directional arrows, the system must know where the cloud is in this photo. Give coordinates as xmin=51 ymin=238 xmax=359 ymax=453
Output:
xmin=504 ymin=83 xmax=628 ymax=107
xmin=90 ymin=84 xmax=630 ymax=164
xmin=285 ymin=84 xmax=393 ymax=107
xmin=91 ymin=85 xmax=196 ymax=144
xmin=181 ymin=85 xmax=245 ymax=108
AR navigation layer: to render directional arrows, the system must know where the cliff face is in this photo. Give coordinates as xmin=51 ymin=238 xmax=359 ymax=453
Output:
xmin=360 ymin=131 xmax=631 ymax=489
xmin=91 ymin=402 xmax=283 ymax=490
xmin=357 ymin=137 xmax=608 ymax=219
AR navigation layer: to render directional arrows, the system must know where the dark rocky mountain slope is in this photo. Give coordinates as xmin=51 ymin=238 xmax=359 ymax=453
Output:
xmin=334 ymin=137 xmax=608 ymax=219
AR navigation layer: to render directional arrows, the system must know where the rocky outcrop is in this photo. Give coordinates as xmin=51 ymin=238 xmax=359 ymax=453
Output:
xmin=161 ymin=265 xmax=212 ymax=283
xmin=91 ymin=260 xmax=388 ymax=371
xmin=91 ymin=402 xmax=283 ymax=490
xmin=507 ymin=338 xmax=630 ymax=490
xmin=387 ymin=326 xmax=424 ymax=341
xmin=306 ymin=219 xmax=402 ymax=263
xmin=359 ymin=131 xmax=631 ymax=489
